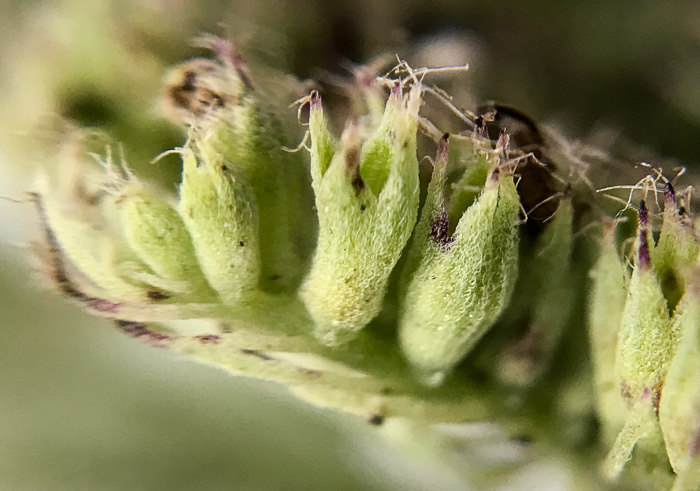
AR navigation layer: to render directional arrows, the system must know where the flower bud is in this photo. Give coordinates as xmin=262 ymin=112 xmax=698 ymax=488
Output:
xmin=118 ymin=183 xmax=217 ymax=302
xmin=164 ymin=40 xmax=309 ymax=291
xmin=300 ymin=84 xmax=421 ymax=346
xmin=38 ymin=182 xmax=154 ymax=303
xmin=615 ymin=201 xmax=676 ymax=400
xmin=588 ymin=221 xmax=629 ymax=444
xmin=177 ymin=146 xmax=260 ymax=303
xmin=604 ymin=201 xmax=675 ymax=480
xmin=398 ymin=143 xmax=520 ymax=385
xmin=34 ymin=139 xmax=163 ymax=303
xmin=398 ymin=134 xmax=451 ymax=291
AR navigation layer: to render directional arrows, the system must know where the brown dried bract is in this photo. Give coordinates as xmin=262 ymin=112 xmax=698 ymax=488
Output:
xmin=163 ymin=59 xmax=230 ymax=124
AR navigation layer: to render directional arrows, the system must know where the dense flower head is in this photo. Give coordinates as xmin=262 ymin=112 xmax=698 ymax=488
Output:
xmin=31 ymin=36 xmax=700 ymax=491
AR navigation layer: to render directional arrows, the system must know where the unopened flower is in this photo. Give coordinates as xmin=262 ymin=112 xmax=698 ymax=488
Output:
xmin=300 ymin=83 xmax=421 ymax=346
xmin=398 ymin=136 xmax=520 ymax=385
xmin=588 ymin=220 xmax=629 ymax=445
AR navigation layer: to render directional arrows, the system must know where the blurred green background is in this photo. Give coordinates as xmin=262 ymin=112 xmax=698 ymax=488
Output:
xmin=1 ymin=0 xmax=699 ymax=489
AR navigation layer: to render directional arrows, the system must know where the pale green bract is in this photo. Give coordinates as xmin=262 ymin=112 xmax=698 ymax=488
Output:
xmin=299 ymin=84 xmax=421 ymax=346
xmin=398 ymin=141 xmax=520 ymax=385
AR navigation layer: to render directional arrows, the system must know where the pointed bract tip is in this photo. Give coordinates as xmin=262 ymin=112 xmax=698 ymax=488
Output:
xmin=638 ymin=231 xmax=651 ymax=270
xmin=198 ymin=35 xmax=253 ymax=89
xmin=664 ymin=181 xmax=676 ymax=205
xmin=602 ymin=217 xmax=618 ymax=238
xmin=638 ymin=202 xmax=651 ymax=270
xmin=199 ymin=35 xmax=236 ymax=63
xmin=496 ymin=133 xmax=510 ymax=153
xmin=436 ymin=133 xmax=450 ymax=164
xmin=487 ymin=165 xmax=501 ymax=185
xmin=391 ymin=81 xmax=402 ymax=99
xmin=638 ymin=200 xmax=649 ymax=227
xmin=602 ymin=216 xmax=617 ymax=227
xmin=310 ymin=91 xmax=322 ymax=109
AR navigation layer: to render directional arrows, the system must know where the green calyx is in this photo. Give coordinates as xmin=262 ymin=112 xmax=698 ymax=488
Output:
xmin=300 ymin=83 xmax=422 ymax=346
xmin=588 ymin=221 xmax=629 ymax=445
xmin=398 ymin=138 xmax=521 ymax=384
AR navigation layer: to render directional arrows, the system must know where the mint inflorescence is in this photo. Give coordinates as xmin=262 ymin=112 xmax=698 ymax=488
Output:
xmin=32 ymin=37 xmax=700 ymax=490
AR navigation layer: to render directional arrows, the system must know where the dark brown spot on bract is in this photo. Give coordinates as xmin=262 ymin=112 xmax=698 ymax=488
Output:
xmin=351 ymin=175 xmax=365 ymax=192
xmin=430 ymin=209 xmax=454 ymax=251
xmin=345 ymin=146 xmax=360 ymax=170
xmin=368 ymin=414 xmax=385 ymax=426
xmin=297 ymin=367 xmax=322 ymax=378
xmin=195 ymin=334 xmax=221 ymax=344
xmin=344 ymin=146 xmax=365 ymax=193
xmin=241 ymin=348 xmax=274 ymax=361
xmin=164 ymin=60 xmax=229 ymax=122
xmin=147 ymin=290 xmax=170 ymax=301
